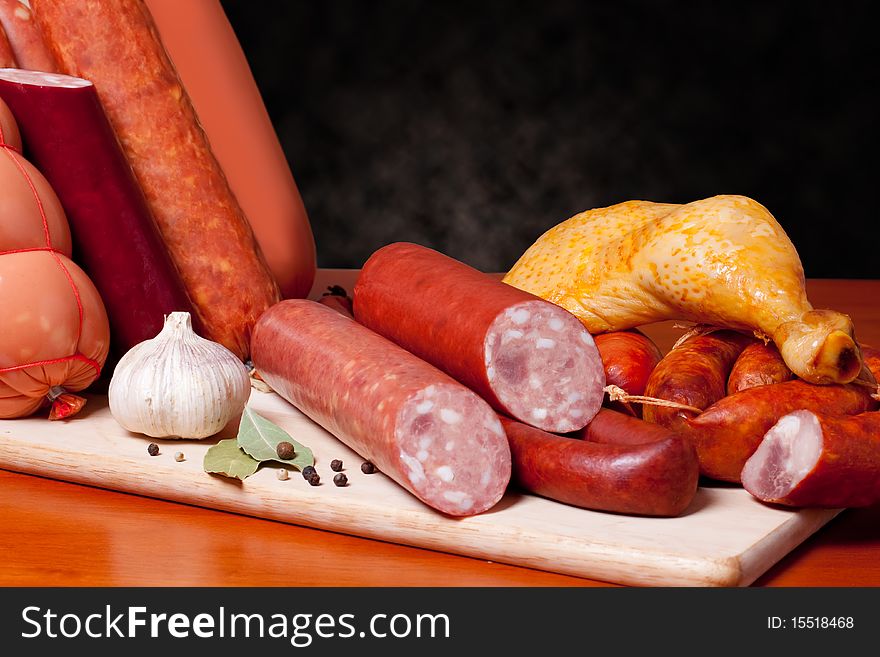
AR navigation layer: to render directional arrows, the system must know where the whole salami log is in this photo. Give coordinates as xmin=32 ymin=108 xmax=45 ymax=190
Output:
xmin=0 ymin=0 xmax=56 ymax=71
xmin=251 ymin=299 xmax=512 ymax=517
xmin=593 ymin=329 xmax=662 ymax=417
xmin=0 ymin=69 xmax=197 ymax=354
xmin=679 ymin=379 xmax=878 ymax=482
xmin=501 ymin=412 xmax=698 ymax=516
xmin=145 ymin=0 xmax=316 ymax=300
xmin=742 ymin=410 xmax=880 ymax=508
xmin=727 ymin=341 xmax=793 ymax=394
xmin=1 ymin=21 xmax=15 ymax=67
xmin=642 ymin=330 xmax=754 ymax=428
xmin=32 ymin=0 xmax=279 ymax=360
xmin=354 ymin=243 xmax=606 ymax=433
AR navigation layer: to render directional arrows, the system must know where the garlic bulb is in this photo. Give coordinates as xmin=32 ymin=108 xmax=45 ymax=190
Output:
xmin=109 ymin=312 xmax=250 ymax=438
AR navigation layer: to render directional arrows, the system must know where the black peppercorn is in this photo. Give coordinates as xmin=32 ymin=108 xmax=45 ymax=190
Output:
xmin=276 ymin=441 xmax=296 ymax=460
xmin=360 ymin=461 xmax=376 ymax=474
xmin=307 ymin=472 xmax=321 ymax=486
xmin=330 ymin=459 xmax=343 ymax=472
xmin=302 ymin=465 xmax=316 ymax=480
xmin=147 ymin=443 xmax=159 ymax=456
xmin=333 ymin=473 xmax=348 ymax=487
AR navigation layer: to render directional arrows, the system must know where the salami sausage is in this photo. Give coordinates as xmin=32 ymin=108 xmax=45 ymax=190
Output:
xmin=0 ymin=69 xmax=196 ymax=355
xmin=679 ymin=379 xmax=878 ymax=482
xmin=0 ymin=0 xmax=55 ymax=71
xmin=251 ymin=299 xmax=512 ymax=517
xmin=727 ymin=341 xmax=793 ymax=394
xmin=32 ymin=0 xmax=279 ymax=360
xmin=742 ymin=410 xmax=880 ymax=508
xmin=353 ymin=243 xmax=606 ymax=433
xmin=593 ymin=329 xmax=662 ymax=417
xmin=642 ymin=330 xmax=753 ymax=428
xmin=501 ymin=412 xmax=698 ymax=516
xmin=144 ymin=0 xmax=316 ymax=299
xmin=1 ymin=20 xmax=16 ymax=67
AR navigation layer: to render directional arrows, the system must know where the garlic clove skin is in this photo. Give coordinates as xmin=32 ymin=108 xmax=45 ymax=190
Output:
xmin=109 ymin=312 xmax=251 ymax=439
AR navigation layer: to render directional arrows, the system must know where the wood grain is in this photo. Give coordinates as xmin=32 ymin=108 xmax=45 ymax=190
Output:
xmin=1 ymin=272 xmax=879 ymax=587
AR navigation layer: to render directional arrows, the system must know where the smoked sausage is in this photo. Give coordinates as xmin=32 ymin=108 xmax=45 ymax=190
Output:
xmin=0 ymin=69 xmax=197 ymax=355
xmin=593 ymin=329 xmax=662 ymax=417
xmin=742 ymin=409 xmax=880 ymax=508
xmin=727 ymin=341 xmax=793 ymax=394
xmin=32 ymin=0 xmax=279 ymax=360
xmin=502 ymin=412 xmax=698 ymax=516
xmin=642 ymin=330 xmax=753 ymax=428
xmin=0 ymin=0 xmax=56 ymax=71
xmin=680 ymin=379 xmax=878 ymax=482
xmin=1 ymin=19 xmax=15 ymax=67
xmin=251 ymin=299 xmax=512 ymax=517
xmin=353 ymin=242 xmax=606 ymax=433
xmin=144 ymin=0 xmax=316 ymax=299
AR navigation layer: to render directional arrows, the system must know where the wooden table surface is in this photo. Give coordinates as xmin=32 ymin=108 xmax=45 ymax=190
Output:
xmin=2 ymin=273 xmax=879 ymax=587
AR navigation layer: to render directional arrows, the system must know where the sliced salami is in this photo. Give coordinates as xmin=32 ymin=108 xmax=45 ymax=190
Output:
xmin=353 ymin=243 xmax=605 ymax=433
xmin=251 ymin=299 xmax=512 ymax=517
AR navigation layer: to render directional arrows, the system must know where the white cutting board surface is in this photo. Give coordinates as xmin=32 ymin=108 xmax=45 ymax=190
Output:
xmin=0 ymin=389 xmax=838 ymax=587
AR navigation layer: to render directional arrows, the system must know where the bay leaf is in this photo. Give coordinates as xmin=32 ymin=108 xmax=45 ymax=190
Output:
xmin=203 ymin=439 xmax=260 ymax=480
xmin=237 ymin=407 xmax=315 ymax=471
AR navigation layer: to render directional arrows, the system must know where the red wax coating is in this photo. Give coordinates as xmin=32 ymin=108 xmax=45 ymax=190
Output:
xmin=0 ymin=69 xmax=196 ymax=354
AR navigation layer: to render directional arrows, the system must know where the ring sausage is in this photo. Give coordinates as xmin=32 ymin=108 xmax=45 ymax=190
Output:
xmin=32 ymin=0 xmax=279 ymax=360
xmin=742 ymin=409 xmax=880 ymax=508
xmin=642 ymin=330 xmax=754 ymax=428
xmin=502 ymin=411 xmax=698 ymax=516
xmin=593 ymin=329 xmax=662 ymax=417
xmin=727 ymin=341 xmax=793 ymax=394
xmin=251 ymin=299 xmax=512 ymax=517
xmin=353 ymin=242 xmax=606 ymax=433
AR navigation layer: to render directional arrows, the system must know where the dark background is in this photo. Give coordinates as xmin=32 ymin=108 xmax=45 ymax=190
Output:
xmin=221 ymin=0 xmax=878 ymax=277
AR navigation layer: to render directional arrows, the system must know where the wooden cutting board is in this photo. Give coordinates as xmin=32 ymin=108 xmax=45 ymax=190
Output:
xmin=0 ymin=389 xmax=839 ymax=587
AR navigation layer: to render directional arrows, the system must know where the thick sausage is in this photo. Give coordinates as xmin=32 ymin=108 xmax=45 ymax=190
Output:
xmin=0 ymin=69 xmax=197 ymax=355
xmin=593 ymin=329 xmax=663 ymax=417
xmin=727 ymin=341 xmax=793 ymax=394
xmin=501 ymin=413 xmax=698 ymax=516
xmin=144 ymin=0 xmax=316 ymax=299
xmin=353 ymin=243 xmax=606 ymax=433
xmin=742 ymin=409 xmax=880 ymax=508
xmin=0 ymin=0 xmax=55 ymax=71
xmin=0 ymin=96 xmax=20 ymax=149
xmin=680 ymin=379 xmax=878 ymax=482
xmin=1 ymin=20 xmax=16 ymax=67
xmin=642 ymin=330 xmax=754 ymax=428
xmin=32 ymin=0 xmax=279 ymax=360
xmin=251 ymin=299 xmax=512 ymax=517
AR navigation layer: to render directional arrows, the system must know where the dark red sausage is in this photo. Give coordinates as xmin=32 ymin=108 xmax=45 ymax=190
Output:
xmin=501 ymin=413 xmax=698 ymax=517
xmin=0 ymin=69 xmax=197 ymax=355
xmin=581 ymin=407 xmax=687 ymax=446
xmin=742 ymin=409 xmax=880 ymax=507
xmin=251 ymin=299 xmax=511 ymax=517
xmin=642 ymin=330 xmax=754 ymax=428
xmin=593 ymin=329 xmax=662 ymax=417
xmin=353 ymin=243 xmax=606 ymax=433
xmin=727 ymin=341 xmax=794 ymax=394
xmin=680 ymin=379 xmax=878 ymax=482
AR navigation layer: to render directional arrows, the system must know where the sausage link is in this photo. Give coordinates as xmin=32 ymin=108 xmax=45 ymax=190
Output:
xmin=594 ymin=329 xmax=662 ymax=417
xmin=727 ymin=341 xmax=794 ymax=394
xmin=0 ymin=0 xmax=56 ymax=71
xmin=251 ymin=299 xmax=511 ymax=517
xmin=32 ymin=0 xmax=279 ymax=360
xmin=642 ymin=330 xmax=754 ymax=428
xmin=1 ymin=19 xmax=16 ymax=67
xmin=502 ymin=413 xmax=698 ymax=517
xmin=681 ymin=379 xmax=878 ymax=482
xmin=354 ymin=243 xmax=606 ymax=433
xmin=742 ymin=409 xmax=880 ymax=507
